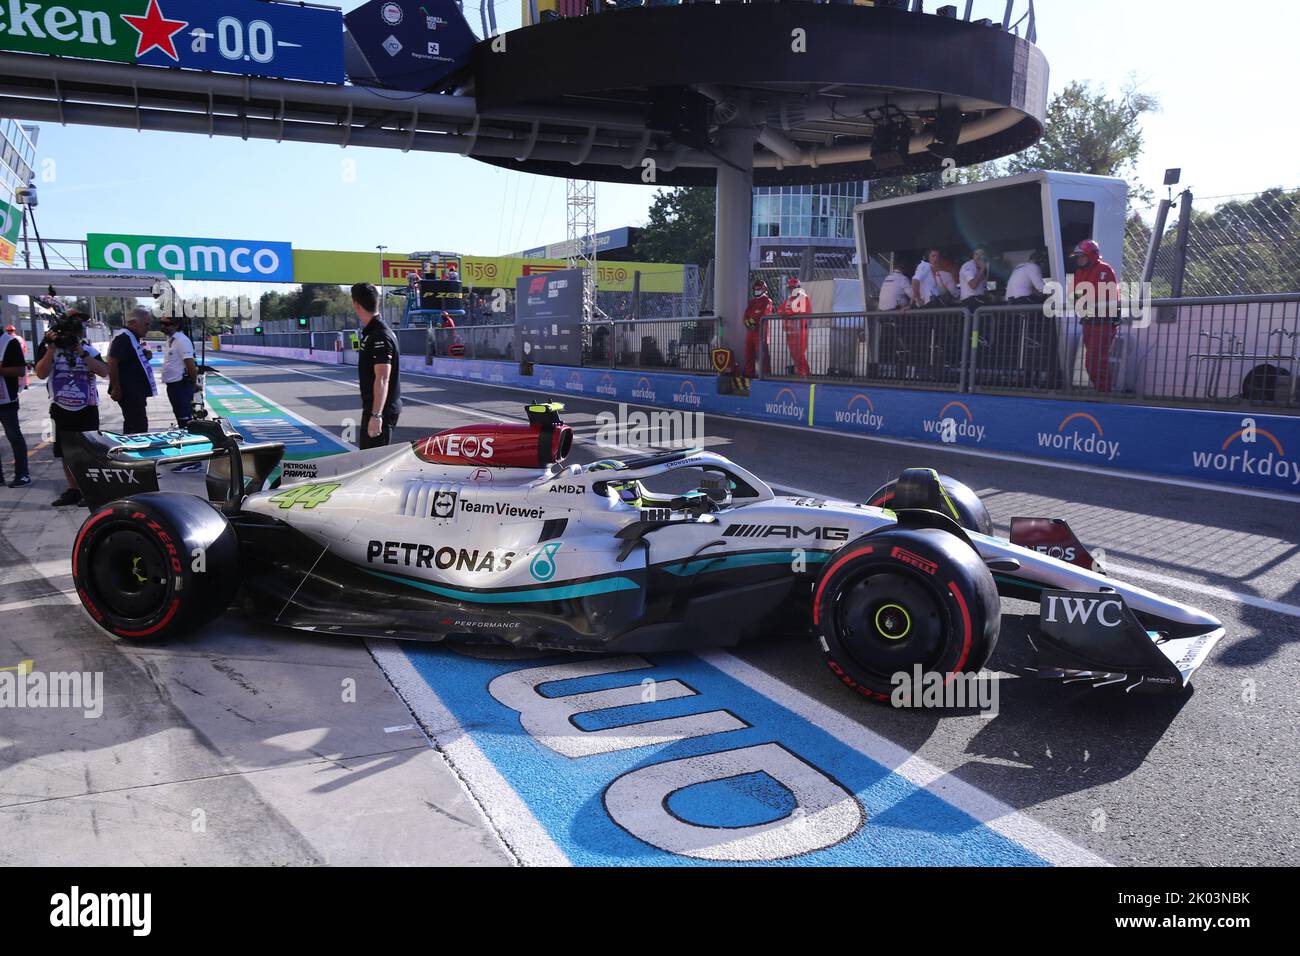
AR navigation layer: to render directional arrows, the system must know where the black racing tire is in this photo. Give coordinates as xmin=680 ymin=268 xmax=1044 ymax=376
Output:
xmin=72 ymin=493 xmax=241 ymax=642
xmin=812 ymin=528 xmax=1000 ymax=702
xmin=867 ymin=473 xmax=993 ymax=536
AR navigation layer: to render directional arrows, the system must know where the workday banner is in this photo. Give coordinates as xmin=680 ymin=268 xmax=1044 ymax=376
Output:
xmin=227 ymin=342 xmax=1300 ymax=495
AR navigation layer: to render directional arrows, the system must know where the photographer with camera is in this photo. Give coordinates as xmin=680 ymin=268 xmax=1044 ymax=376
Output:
xmin=0 ymin=322 xmax=30 ymax=488
xmin=33 ymin=310 xmax=109 ymax=507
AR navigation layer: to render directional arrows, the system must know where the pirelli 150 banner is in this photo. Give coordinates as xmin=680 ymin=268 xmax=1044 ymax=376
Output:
xmin=0 ymin=0 xmax=345 ymax=84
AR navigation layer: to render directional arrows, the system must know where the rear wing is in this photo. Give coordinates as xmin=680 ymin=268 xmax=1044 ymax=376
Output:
xmin=62 ymin=417 xmax=285 ymax=513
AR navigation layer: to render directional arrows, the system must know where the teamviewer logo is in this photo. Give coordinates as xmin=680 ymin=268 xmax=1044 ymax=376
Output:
xmin=431 ymin=490 xmax=458 ymax=519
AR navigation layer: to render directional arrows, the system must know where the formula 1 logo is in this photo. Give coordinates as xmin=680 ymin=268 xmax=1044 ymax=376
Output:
xmin=530 ymin=542 xmax=561 ymax=582
xmin=529 ymin=277 xmax=547 ymax=294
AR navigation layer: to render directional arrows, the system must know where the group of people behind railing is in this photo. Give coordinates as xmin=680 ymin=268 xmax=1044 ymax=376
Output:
xmin=754 ymin=239 xmax=1125 ymax=392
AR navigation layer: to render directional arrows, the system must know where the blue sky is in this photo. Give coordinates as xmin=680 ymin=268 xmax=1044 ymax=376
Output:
xmin=26 ymin=0 xmax=1300 ymax=263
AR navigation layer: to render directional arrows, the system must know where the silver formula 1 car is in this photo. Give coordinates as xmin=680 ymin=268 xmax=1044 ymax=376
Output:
xmin=65 ymin=403 xmax=1224 ymax=699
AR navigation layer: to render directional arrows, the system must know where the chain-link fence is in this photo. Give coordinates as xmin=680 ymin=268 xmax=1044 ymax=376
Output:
xmin=1126 ymin=187 xmax=1300 ymax=298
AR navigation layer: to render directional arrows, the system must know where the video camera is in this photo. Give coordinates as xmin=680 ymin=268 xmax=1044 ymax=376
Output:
xmin=38 ymin=285 xmax=85 ymax=351
xmin=49 ymin=312 xmax=86 ymax=351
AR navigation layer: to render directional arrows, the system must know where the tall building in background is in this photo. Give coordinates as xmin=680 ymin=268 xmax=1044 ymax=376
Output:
xmin=750 ymin=181 xmax=868 ymax=273
xmin=0 ymin=119 xmax=38 ymax=269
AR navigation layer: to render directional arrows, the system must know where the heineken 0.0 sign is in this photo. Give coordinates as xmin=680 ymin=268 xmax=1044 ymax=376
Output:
xmin=0 ymin=0 xmax=344 ymax=84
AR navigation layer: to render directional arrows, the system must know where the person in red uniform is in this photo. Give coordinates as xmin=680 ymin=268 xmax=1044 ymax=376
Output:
xmin=780 ymin=276 xmax=811 ymax=377
xmin=1072 ymin=239 xmax=1121 ymax=392
xmin=742 ymin=279 xmax=774 ymax=378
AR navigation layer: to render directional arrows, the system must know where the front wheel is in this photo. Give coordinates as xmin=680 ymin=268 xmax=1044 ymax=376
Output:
xmin=812 ymin=528 xmax=1000 ymax=702
xmin=73 ymin=493 xmax=241 ymax=642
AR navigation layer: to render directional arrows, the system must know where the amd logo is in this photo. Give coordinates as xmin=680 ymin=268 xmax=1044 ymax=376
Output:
xmin=84 ymin=468 xmax=141 ymax=484
xmin=549 ymin=484 xmax=583 ymax=495
xmin=1043 ymin=595 xmax=1124 ymax=627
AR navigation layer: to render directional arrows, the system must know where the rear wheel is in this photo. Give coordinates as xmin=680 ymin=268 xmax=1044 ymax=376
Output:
xmin=867 ymin=471 xmax=993 ymax=536
xmin=813 ymin=528 xmax=1000 ymax=702
xmin=73 ymin=493 xmax=241 ymax=642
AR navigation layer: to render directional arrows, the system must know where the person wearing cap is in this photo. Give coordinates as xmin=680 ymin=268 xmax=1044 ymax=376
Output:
xmin=743 ymin=279 xmax=774 ymax=378
xmin=779 ymin=276 xmax=812 ymax=377
xmin=0 ymin=322 xmax=30 ymax=487
xmin=1072 ymin=240 xmax=1121 ymax=392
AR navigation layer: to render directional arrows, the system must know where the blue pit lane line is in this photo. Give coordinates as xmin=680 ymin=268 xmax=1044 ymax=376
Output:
xmin=197 ymin=355 xmax=351 ymax=459
xmin=211 ymin=353 xmax=1101 ymax=867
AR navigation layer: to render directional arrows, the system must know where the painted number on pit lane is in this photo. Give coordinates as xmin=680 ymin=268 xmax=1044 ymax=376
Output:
xmin=397 ymin=646 xmax=1053 ymax=866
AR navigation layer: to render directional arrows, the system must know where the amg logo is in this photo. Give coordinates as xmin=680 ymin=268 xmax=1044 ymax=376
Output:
xmin=1042 ymin=595 xmax=1124 ymax=627
xmin=890 ymin=547 xmax=938 ymax=575
xmin=723 ymin=524 xmax=850 ymax=541
xmin=84 ymin=467 xmax=141 ymax=484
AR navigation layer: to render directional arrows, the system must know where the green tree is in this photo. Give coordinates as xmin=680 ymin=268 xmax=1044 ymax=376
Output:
xmin=867 ymin=162 xmax=1002 ymax=202
xmin=1005 ymin=80 xmax=1159 ymax=204
xmin=637 ymin=186 xmax=716 ymax=267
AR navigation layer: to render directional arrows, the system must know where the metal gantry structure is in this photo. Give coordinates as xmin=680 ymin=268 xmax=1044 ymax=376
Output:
xmin=565 ymin=178 xmax=599 ymax=322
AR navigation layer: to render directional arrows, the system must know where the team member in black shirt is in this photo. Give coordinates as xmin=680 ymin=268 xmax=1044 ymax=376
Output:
xmin=351 ymin=283 xmax=401 ymax=449
xmin=107 ymin=307 xmax=158 ymax=435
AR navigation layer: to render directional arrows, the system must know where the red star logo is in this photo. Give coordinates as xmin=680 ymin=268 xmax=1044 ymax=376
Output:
xmin=121 ymin=0 xmax=188 ymax=62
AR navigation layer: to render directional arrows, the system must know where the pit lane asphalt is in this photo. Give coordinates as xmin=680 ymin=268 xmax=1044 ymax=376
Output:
xmin=215 ymin=352 xmax=1300 ymax=866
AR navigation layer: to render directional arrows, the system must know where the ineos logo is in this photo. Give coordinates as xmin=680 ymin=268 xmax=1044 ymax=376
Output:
xmin=1035 ymin=544 xmax=1077 ymax=562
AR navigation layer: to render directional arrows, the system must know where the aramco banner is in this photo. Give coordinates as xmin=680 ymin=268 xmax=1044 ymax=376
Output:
xmin=88 ymin=233 xmax=295 ymax=282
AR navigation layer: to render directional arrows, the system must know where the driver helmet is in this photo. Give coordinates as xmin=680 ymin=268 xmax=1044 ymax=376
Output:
xmin=787 ymin=276 xmax=801 ymax=290
xmin=752 ymin=279 xmax=769 ymax=297
xmin=586 ymin=458 xmax=644 ymax=507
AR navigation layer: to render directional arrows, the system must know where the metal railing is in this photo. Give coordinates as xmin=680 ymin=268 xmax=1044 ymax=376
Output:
xmin=760 ymin=295 xmax=1300 ymax=412
xmin=761 ymin=309 xmax=971 ymax=390
xmin=221 ymin=296 xmax=1300 ymax=412
xmin=584 ymin=317 xmax=720 ymax=373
